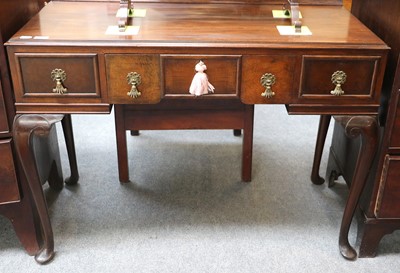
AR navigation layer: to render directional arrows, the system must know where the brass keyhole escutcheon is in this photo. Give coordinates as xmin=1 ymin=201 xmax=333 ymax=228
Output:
xmin=330 ymin=70 xmax=347 ymax=96
xmin=51 ymin=68 xmax=67 ymax=94
xmin=127 ymin=72 xmax=142 ymax=98
xmin=260 ymin=73 xmax=276 ymax=98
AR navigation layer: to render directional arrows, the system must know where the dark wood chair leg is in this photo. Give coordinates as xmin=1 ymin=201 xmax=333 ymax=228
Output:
xmin=115 ymin=105 xmax=130 ymax=183
xmin=311 ymin=115 xmax=331 ymax=185
xmin=61 ymin=114 xmax=79 ymax=185
xmin=13 ymin=114 xmax=64 ymax=264
xmin=334 ymin=116 xmax=378 ymax=260
xmin=242 ymin=105 xmax=254 ymax=182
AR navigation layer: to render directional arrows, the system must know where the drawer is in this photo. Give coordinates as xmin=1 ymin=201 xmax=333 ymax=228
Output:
xmin=0 ymin=139 xmax=20 ymax=205
xmin=375 ymin=155 xmax=400 ymax=218
xmin=12 ymin=53 xmax=101 ymax=103
xmin=299 ymin=55 xmax=381 ymax=103
xmin=241 ymin=55 xmax=296 ymax=104
xmin=106 ymin=54 xmax=161 ymax=104
xmin=162 ymin=55 xmax=241 ymax=98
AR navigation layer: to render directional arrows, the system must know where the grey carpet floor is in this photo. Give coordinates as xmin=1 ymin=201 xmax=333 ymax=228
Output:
xmin=1 ymin=105 xmax=400 ymax=272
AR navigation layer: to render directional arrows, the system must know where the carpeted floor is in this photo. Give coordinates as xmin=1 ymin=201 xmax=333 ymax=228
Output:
xmin=1 ymin=105 xmax=400 ymax=272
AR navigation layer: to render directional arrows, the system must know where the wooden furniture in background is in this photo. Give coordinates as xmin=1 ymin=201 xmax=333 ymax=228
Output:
xmin=0 ymin=0 xmax=51 ymax=262
xmin=0 ymin=0 xmax=50 ymax=257
xmin=324 ymin=0 xmax=400 ymax=258
xmin=5 ymin=0 xmax=388 ymax=262
xmin=0 ymin=0 xmax=79 ymax=264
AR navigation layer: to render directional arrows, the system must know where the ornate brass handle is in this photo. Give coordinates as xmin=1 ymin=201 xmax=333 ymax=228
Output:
xmin=51 ymin=69 xmax=67 ymax=94
xmin=127 ymin=72 xmax=142 ymax=98
xmin=330 ymin=70 xmax=347 ymax=96
xmin=260 ymin=73 xmax=276 ymax=98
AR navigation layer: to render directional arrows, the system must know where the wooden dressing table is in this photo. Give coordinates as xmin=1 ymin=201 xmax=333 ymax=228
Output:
xmin=5 ymin=0 xmax=388 ymax=263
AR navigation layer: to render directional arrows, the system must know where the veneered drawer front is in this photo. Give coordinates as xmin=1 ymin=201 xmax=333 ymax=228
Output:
xmin=0 ymin=139 xmax=20 ymax=204
xmin=106 ymin=54 xmax=161 ymax=104
xmin=375 ymin=155 xmax=400 ymax=218
xmin=299 ymin=55 xmax=381 ymax=102
xmin=241 ymin=55 xmax=296 ymax=104
xmin=162 ymin=55 xmax=240 ymax=98
xmin=13 ymin=53 xmax=101 ymax=102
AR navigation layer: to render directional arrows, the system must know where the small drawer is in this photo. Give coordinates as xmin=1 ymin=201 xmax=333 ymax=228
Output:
xmin=299 ymin=55 xmax=381 ymax=102
xmin=0 ymin=139 xmax=20 ymax=205
xmin=241 ymin=55 xmax=296 ymax=104
xmin=375 ymin=155 xmax=400 ymax=218
xmin=106 ymin=54 xmax=161 ymax=104
xmin=161 ymin=55 xmax=241 ymax=98
xmin=12 ymin=53 xmax=101 ymax=102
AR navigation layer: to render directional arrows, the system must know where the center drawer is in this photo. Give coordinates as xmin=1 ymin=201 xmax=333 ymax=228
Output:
xmin=106 ymin=54 xmax=241 ymax=103
xmin=161 ymin=55 xmax=241 ymax=98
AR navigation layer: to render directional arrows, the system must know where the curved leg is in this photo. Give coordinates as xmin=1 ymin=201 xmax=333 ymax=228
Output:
xmin=311 ymin=115 xmax=331 ymax=185
xmin=334 ymin=116 xmax=378 ymax=260
xmin=61 ymin=114 xmax=79 ymax=185
xmin=13 ymin=114 xmax=64 ymax=264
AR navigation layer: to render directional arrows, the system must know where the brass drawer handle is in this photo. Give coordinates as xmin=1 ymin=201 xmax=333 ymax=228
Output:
xmin=127 ymin=72 xmax=142 ymax=98
xmin=330 ymin=70 xmax=347 ymax=96
xmin=260 ymin=73 xmax=276 ymax=98
xmin=51 ymin=68 xmax=67 ymax=94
